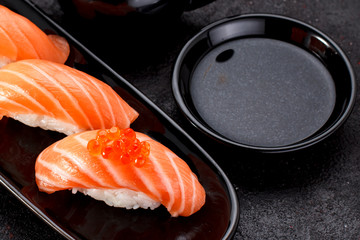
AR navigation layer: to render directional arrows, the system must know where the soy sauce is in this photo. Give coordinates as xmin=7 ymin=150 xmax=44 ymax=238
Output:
xmin=190 ymin=38 xmax=336 ymax=147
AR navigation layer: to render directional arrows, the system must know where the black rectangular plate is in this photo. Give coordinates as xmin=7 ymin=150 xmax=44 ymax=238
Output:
xmin=0 ymin=0 xmax=239 ymax=239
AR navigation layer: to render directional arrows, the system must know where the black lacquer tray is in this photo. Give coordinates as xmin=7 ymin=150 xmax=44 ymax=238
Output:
xmin=0 ymin=0 xmax=239 ymax=239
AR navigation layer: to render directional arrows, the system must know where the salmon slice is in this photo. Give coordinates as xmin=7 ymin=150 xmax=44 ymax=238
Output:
xmin=0 ymin=59 xmax=139 ymax=135
xmin=35 ymin=129 xmax=206 ymax=217
xmin=0 ymin=5 xmax=70 ymax=67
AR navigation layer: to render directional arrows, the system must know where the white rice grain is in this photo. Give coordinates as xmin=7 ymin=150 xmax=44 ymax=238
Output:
xmin=72 ymin=188 xmax=161 ymax=210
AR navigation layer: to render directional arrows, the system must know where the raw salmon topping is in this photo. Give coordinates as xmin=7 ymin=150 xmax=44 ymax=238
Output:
xmin=87 ymin=127 xmax=150 ymax=167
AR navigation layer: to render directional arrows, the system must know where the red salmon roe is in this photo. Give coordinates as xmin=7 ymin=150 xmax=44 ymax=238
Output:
xmin=97 ymin=129 xmax=109 ymax=143
xmin=107 ymin=126 xmax=121 ymax=140
xmin=134 ymin=155 xmax=146 ymax=168
xmin=101 ymin=145 xmax=113 ymax=159
xmin=87 ymin=127 xmax=150 ymax=168
xmin=87 ymin=139 xmax=102 ymax=156
xmin=120 ymin=153 xmax=132 ymax=165
xmin=122 ymin=128 xmax=136 ymax=142
xmin=112 ymin=139 xmax=124 ymax=153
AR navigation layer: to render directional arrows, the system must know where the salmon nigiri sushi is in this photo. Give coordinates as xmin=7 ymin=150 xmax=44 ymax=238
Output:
xmin=0 ymin=59 xmax=138 ymax=135
xmin=0 ymin=5 xmax=70 ymax=67
xmin=35 ymin=127 xmax=206 ymax=217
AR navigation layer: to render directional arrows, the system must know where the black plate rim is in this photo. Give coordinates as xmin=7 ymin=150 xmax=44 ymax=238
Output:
xmin=0 ymin=0 xmax=240 ymax=239
xmin=172 ymin=13 xmax=357 ymax=153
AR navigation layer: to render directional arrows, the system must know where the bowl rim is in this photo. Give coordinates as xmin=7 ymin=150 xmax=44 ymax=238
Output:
xmin=172 ymin=13 xmax=357 ymax=153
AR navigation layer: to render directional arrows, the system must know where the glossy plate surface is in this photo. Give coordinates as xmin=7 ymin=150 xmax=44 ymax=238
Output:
xmin=0 ymin=0 xmax=239 ymax=239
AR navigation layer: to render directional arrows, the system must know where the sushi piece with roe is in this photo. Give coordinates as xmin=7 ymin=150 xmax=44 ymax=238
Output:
xmin=35 ymin=127 xmax=206 ymax=217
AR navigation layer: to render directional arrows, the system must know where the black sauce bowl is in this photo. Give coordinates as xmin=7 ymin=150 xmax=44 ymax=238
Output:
xmin=172 ymin=14 xmax=356 ymax=153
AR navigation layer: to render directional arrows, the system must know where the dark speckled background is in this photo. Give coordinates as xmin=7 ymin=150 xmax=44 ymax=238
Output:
xmin=1 ymin=0 xmax=360 ymax=239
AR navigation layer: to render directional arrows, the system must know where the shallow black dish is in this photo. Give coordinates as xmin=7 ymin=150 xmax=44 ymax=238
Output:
xmin=0 ymin=0 xmax=239 ymax=239
xmin=172 ymin=14 xmax=356 ymax=153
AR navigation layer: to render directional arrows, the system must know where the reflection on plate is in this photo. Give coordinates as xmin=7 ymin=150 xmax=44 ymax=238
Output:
xmin=0 ymin=0 xmax=239 ymax=239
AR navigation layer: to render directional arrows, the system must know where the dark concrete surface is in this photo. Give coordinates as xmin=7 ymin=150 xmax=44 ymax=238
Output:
xmin=1 ymin=0 xmax=360 ymax=239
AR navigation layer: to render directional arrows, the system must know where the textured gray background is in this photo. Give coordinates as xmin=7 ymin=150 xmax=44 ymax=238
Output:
xmin=1 ymin=0 xmax=360 ymax=239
